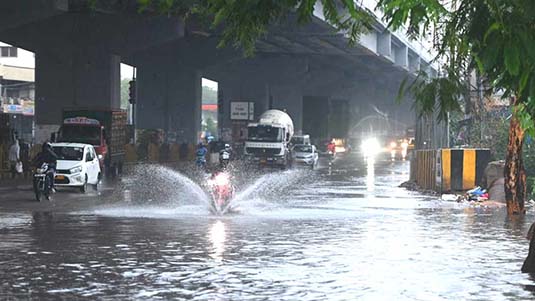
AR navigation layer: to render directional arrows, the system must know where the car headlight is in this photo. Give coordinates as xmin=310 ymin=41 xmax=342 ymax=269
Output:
xmin=70 ymin=166 xmax=82 ymax=174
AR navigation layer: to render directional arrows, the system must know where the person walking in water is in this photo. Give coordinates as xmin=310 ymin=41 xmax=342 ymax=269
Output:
xmin=8 ymin=139 xmax=20 ymax=179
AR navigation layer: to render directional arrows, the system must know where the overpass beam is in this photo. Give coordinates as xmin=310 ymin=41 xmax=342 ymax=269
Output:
xmin=377 ymin=31 xmax=392 ymax=59
xmin=409 ymin=55 xmax=421 ymax=73
xmin=395 ymin=45 xmax=408 ymax=69
xmin=35 ymin=47 xmax=121 ymax=125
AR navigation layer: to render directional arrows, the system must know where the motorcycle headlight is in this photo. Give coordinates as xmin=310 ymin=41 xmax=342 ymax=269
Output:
xmin=36 ymin=168 xmax=47 ymax=174
xmin=70 ymin=166 xmax=82 ymax=174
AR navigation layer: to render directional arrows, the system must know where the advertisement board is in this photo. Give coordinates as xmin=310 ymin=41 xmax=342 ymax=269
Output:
xmin=230 ymin=102 xmax=254 ymax=121
xmin=230 ymin=102 xmax=249 ymax=120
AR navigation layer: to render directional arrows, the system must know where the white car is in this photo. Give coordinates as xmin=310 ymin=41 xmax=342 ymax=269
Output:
xmin=292 ymin=144 xmax=319 ymax=169
xmin=51 ymin=143 xmax=101 ymax=192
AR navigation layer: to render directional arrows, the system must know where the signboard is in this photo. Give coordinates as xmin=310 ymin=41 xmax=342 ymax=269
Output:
xmin=63 ymin=117 xmax=100 ymax=125
xmin=1 ymin=100 xmax=35 ymax=116
xmin=230 ymin=102 xmax=255 ymax=120
xmin=2 ymin=104 xmax=23 ymax=114
xmin=22 ymin=101 xmax=34 ymax=116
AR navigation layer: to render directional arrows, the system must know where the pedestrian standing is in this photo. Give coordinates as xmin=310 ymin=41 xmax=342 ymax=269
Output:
xmin=19 ymin=139 xmax=30 ymax=178
xmin=8 ymin=139 xmax=20 ymax=179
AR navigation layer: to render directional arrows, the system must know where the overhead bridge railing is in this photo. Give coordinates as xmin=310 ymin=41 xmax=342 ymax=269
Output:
xmin=411 ymin=148 xmax=491 ymax=193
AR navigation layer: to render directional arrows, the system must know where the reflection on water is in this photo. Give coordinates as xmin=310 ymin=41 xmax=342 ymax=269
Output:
xmin=366 ymin=158 xmax=375 ymax=192
xmin=0 ymin=157 xmax=534 ymax=300
xmin=209 ymin=220 xmax=226 ymax=262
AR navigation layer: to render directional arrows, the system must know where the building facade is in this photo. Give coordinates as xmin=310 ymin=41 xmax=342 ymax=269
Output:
xmin=0 ymin=42 xmax=35 ymax=144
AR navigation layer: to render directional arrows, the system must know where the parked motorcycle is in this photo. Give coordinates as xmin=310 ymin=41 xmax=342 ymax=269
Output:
xmin=207 ymin=172 xmax=235 ymax=214
xmin=33 ymin=163 xmax=52 ymax=201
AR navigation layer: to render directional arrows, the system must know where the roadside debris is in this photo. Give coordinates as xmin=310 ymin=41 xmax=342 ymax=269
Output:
xmin=440 ymin=186 xmax=508 ymax=208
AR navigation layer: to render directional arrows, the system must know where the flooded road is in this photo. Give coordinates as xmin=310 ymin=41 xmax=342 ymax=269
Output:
xmin=1 ymin=153 xmax=535 ymax=300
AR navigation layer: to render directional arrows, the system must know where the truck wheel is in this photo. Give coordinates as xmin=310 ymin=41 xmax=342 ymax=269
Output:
xmin=80 ymin=175 xmax=88 ymax=193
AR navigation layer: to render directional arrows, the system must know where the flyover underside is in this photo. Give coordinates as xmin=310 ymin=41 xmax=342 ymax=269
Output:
xmin=0 ymin=6 xmax=418 ymax=144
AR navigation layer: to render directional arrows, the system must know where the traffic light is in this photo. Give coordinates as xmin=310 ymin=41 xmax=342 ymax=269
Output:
xmin=128 ymin=80 xmax=136 ymax=104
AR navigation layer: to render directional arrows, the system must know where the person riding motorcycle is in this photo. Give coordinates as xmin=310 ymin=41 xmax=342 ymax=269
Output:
xmin=327 ymin=140 xmax=336 ymax=155
xmin=32 ymin=142 xmax=58 ymax=192
xmin=196 ymin=143 xmax=208 ymax=168
xmin=219 ymin=144 xmax=232 ymax=167
xmin=208 ymin=170 xmax=234 ymax=212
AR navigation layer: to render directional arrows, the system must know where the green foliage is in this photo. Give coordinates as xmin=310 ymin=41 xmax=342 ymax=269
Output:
xmin=527 ymin=176 xmax=535 ymax=200
xmin=203 ymin=117 xmax=217 ymax=135
xmin=202 ymin=85 xmax=217 ymax=104
xmin=120 ymin=79 xmax=130 ymax=110
xmin=399 ymin=67 xmax=464 ymax=122
xmin=382 ymin=0 xmax=535 ymax=143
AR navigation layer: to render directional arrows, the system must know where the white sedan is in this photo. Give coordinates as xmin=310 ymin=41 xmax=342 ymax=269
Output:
xmin=292 ymin=144 xmax=319 ymax=169
xmin=51 ymin=143 xmax=101 ymax=192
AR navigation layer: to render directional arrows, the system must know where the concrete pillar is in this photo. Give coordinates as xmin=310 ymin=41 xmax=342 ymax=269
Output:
xmin=137 ymin=64 xmax=201 ymax=143
xmin=35 ymin=47 xmax=121 ymax=125
xmin=377 ymin=31 xmax=392 ymax=59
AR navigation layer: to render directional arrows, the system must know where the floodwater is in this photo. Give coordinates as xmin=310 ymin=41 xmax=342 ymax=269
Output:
xmin=1 ymin=153 xmax=535 ymax=300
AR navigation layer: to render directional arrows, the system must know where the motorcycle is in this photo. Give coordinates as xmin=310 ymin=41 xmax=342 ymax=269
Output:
xmin=219 ymin=150 xmax=231 ymax=168
xmin=33 ymin=163 xmax=52 ymax=201
xmin=207 ymin=172 xmax=235 ymax=214
xmin=327 ymin=150 xmax=335 ymax=165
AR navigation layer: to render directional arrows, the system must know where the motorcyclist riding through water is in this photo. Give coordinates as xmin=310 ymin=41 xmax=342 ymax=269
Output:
xmin=207 ymin=170 xmax=235 ymax=214
xmin=196 ymin=143 xmax=208 ymax=169
xmin=327 ymin=139 xmax=336 ymax=162
xmin=32 ymin=142 xmax=58 ymax=194
xmin=219 ymin=143 xmax=232 ymax=168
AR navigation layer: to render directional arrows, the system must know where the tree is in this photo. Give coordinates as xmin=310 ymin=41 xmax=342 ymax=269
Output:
xmin=380 ymin=0 xmax=535 ymax=215
xmin=135 ymin=0 xmax=534 ymax=214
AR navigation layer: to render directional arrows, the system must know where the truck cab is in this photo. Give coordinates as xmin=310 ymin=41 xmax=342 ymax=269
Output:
xmin=58 ymin=117 xmax=107 ymax=168
xmin=244 ymin=110 xmax=294 ymax=168
xmin=57 ymin=109 xmax=127 ymax=176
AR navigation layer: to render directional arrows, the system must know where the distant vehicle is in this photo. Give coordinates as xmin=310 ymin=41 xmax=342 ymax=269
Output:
xmin=332 ymin=138 xmax=349 ymax=154
xmin=57 ymin=109 xmax=127 ymax=176
xmin=386 ymin=137 xmax=412 ymax=160
xmin=292 ymin=144 xmax=319 ymax=169
xmin=51 ymin=143 xmax=101 ymax=193
xmin=291 ymin=134 xmax=311 ymax=145
xmin=244 ymin=109 xmax=294 ymax=168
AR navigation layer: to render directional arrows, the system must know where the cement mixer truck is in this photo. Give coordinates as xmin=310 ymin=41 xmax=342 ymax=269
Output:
xmin=244 ymin=109 xmax=294 ymax=168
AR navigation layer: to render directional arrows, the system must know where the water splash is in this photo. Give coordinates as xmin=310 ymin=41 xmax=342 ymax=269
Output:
xmin=231 ymin=169 xmax=314 ymax=212
xmin=117 ymin=164 xmax=210 ymax=205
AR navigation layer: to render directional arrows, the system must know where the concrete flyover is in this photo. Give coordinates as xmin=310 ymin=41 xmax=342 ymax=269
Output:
xmin=0 ymin=0 xmax=437 ymax=144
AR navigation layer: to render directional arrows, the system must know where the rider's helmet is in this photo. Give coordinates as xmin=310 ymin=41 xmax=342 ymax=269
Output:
xmin=224 ymin=144 xmax=230 ymax=150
